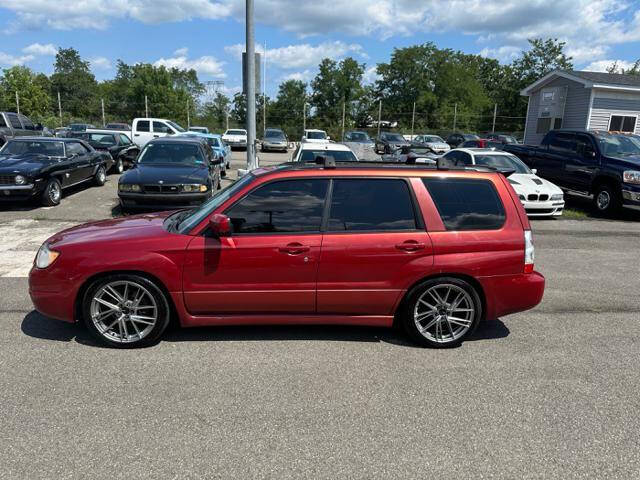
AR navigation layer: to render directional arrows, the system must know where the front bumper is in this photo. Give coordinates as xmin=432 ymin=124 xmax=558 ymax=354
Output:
xmin=0 ymin=183 xmax=44 ymax=202
xmin=521 ymin=199 xmax=565 ymax=217
xmin=29 ymin=263 xmax=77 ymax=323
xmin=622 ymin=185 xmax=640 ymax=205
xmin=119 ymin=191 xmax=210 ymax=210
xmin=225 ymin=139 xmax=247 ymax=148
xmin=263 ymin=142 xmax=288 ymax=151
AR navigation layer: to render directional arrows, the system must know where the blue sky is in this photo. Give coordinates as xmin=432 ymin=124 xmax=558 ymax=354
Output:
xmin=2 ymin=0 xmax=640 ymax=97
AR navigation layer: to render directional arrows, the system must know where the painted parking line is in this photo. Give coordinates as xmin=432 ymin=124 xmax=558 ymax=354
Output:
xmin=0 ymin=219 xmax=76 ymax=277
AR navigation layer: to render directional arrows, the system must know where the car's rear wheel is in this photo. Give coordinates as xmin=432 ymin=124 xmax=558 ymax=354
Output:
xmin=82 ymin=274 xmax=171 ymax=348
xmin=402 ymin=277 xmax=481 ymax=348
xmin=42 ymin=178 xmax=62 ymax=206
xmin=94 ymin=165 xmax=107 ymax=186
xmin=112 ymin=158 xmax=124 ymax=174
xmin=593 ymin=184 xmax=620 ymax=215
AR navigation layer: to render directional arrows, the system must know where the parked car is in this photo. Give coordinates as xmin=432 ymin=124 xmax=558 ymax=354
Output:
xmin=0 ymin=137 xmax=112 ymax=206
xmin=54 ymin=127 xmax=71 ymax=138
xmin=261 ymin=128 xmax=289 ymax=152
xmin=443 ymin=148 xmax=564 ymax=216
xmin=375 ymin=132 xmax=411 ymax=154
xmin=292 ymin=142 xmax=358 ymax=162
xmin=68 ymin=123 xmax=95 ymax=134
xmin=176 ymin=131 xmax=231 ymax=176
xmin=117 ymin=137 xmax=222 ymax=211
xmin=302 ymin=129 xmax=329 ymax=143
xmin=412 ymin=134 xmax=451 ymax=154
xmin=382 ymin=145 xmax=439 ymax=164
xmin=28 ymin=159 xmax=545 ymax=348
xmin=503 ymin=130 xmax=640 ymax=215
xmin=342 ymin=130 xmax=376 ymax=160
xmin=105 ymin=122 xmax=132 ymax=131
xmin=446 ymin=133 xmax=479 ymax=148
xmin=0 ymin=112 xmax=44 ymax=146
xmin=75 ymin=130 xmax=140 ymax=174
xmin=461 ymin=139 xmax=504 ymax=149
xmin=189 ymin=126 xmax=209 ymax=134
xmin=130 ymin=118 xmax=186 ymax=148
xmin=486 ymin=133 xmax=518 ymax=145
xmin=222 ymin=129 xmax=248 ymax=149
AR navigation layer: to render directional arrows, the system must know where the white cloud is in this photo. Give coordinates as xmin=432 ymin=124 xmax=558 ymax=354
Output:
xmin=479 ymin=46 xmax=522 ymax=63
xmin=584 ymin=59 xmax=637 ymax=72
xmin=154 ymin=52 xmax=226 ymax=78
xmin=22 ymin=42 xmax=57 ymax=56
xmin=225 ymin=41 xmax=367 ymax=69
xmin=363 ymin=66 xmax=380 ymax=84
xmin=90 ymin=56 xmax=112 ymax=70
xmin=0 ymin=52 xmax=34 ymax=67
xmin=281 ymin=70 xmax=314 ymax=82
xmin=174 ymin=47 xmax=188 ymax=56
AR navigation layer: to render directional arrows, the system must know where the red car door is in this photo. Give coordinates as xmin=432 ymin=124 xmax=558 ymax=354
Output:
xmin=316 ymin=178 xmax=434 ymax=316
xmin=182 ymin=178 xmax=329 ymax=315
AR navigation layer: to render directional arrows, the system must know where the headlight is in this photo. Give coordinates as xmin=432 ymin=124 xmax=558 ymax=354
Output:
xmin=118 ymin=184 xmax=141 ymax=192
xmin=15 ymin=175 xmax=26 ymax=185
xmin=182 ymin=184 xmax=207 ymax=193
xmin=35 ymin=243 xmax=60 ymax=269
xmin=551 ymin=193 xmax=564 ymax=201
xmin=623 ymin=170 xmax=640 ymax=185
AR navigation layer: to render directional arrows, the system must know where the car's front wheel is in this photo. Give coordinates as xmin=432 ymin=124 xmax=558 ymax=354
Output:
xmin=402 ymin=277 xmax=481 ymax=348
xmin=94 ymin=165 xmax=107 ymax=186
xmin=42 ymin=177 xmax=62 ymax=206
xmin=112 ymin=158 xmax=124 ymax=174
xmin=593 ymin=184 xmax=621 ymax=215
xmin=82 ymin=274 xmax=171 ymax=348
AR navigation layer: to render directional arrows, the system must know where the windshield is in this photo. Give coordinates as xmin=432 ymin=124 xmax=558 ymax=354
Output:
xmin=347 ymin=132 xmax=371 ymax=142
xmin=596 ymin=134 xmax=640 ymax=157
xmin=474 ymin=154 xmax=531 ymax=174
xmin=226 ymin=130 xmax=246 ymax=136
xmin=177 ymin=174 xmax=254 ymax=233
xmin=384 ymin=134 xmax=405 ymax=142
xmin=137 ymin=143 xmax=205 ymax=166
xmin=167 ymin=121 xmax=185 ymax=133
xmin=423 ymin=135 xmax=444 ymax=143
xmin=306 ymin=131 xmax=327 ymax=140
xmin=87 ymin=133 xmax=116 ymax=146
xmin=0 ymin=140 xmax=65 ymax=157
xmin=265 ymin=130 xmax=285 ymax=140
xmin=300 ymin=149 xmax=357 ymax=162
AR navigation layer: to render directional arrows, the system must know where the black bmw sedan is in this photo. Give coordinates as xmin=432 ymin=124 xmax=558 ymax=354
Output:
xmin=0 ymin=137 xmax=112 ymax=206
xmin=118 ymin=137 xmax=222 ymax=211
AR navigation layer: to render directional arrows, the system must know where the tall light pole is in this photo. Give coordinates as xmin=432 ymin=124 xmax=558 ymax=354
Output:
xmin=245 ymin=0 xmax=257 ymax=170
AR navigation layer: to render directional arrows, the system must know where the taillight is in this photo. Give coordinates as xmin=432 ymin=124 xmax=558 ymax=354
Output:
xmin=524 ymin=230 xmax=534 ymax=273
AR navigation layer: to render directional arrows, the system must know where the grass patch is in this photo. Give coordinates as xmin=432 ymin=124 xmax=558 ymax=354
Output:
xmin=562 ymin=208 xmax=589 ymax=220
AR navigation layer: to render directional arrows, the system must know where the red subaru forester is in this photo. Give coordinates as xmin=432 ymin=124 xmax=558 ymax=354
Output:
xmin=29 ymin=162 xmax=545 ymax=348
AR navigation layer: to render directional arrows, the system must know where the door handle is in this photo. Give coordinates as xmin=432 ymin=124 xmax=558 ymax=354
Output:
xmin=396 ymin=241 xmax=425 ymax=252
xmin=153 ymin=135 xmax=159 ymax=138
xmin=278 ymin=243 xmax=310 ymax=255
xmin=134 ymin=134 xmax=140 ymax=136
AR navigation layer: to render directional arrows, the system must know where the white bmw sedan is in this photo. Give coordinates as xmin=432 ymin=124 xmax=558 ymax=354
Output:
xmin=443 ymin=148 xmax=565 ymax=217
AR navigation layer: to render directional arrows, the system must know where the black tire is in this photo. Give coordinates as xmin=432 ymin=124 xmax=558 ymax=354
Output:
xmin=401 ymin=277 xmax=482 ymax=348
xmin=82 ymin=274 xmax=171 ymax=348
xmin=94 ymin=165 xmax=107 ymax=186
xmin=112 ymin=158 xmax=124 ymax=175
xmin=41 ymin=177 xmax=62 ymax=207
xmin=221 ymin=167 xmax=227 ymax=178
xmin=593 ymin=183 xmax=621 ymax=215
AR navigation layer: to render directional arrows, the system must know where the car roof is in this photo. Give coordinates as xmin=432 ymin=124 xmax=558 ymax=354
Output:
xmin=10 ymin=136 xmax=75 ymax=142
xmin=80 ymin=130 xmax=119 ymax=135
xmin=305 ymin=129 xmax=326 ymax=133
xmin=300 ymin=142 xmax=351 ymax=151
xmin=454 ymin=148 xmax=514 ymax=155
xmin=147 ymin=136 xmax=207 ymax=145
xmin=177 ymin=131 xmax=218 ymax=139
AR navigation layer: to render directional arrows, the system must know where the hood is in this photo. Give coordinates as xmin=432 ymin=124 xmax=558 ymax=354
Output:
xmin=603 ymin=153 xmax=640 ymax=168
xmin=424 ymin=142 xmax=450 ymax=149
xmin=508 ymin=174 xmax=562 ymax=195
xmin=47 ymin=212 xmax=173 ymax=249
xmin=120 ymin=164 xmax=209 ymax=185
xmin=0 ymin=154 xmax=59 ymax=175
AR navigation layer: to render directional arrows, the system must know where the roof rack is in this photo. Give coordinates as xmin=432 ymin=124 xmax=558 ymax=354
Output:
xmin=287 ymin=156 xmax=516 ymax=175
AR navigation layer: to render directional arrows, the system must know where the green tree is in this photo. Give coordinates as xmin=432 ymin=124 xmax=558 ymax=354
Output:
xmin=0 ymin=66 xmax=51 ymax=120
xmin=50 ymin=48 xmax=99 ymax=120
xmin=268 ymin=79 xmax=308 ymax=138
xmin=511 ymin=38 xmax=573 ymax=87
xmin=202 ymin=92 xmax=231 ymax=131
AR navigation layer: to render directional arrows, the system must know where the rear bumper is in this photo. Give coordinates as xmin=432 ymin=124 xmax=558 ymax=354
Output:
xmin=479 ymin=271 xmax=545 ymax=320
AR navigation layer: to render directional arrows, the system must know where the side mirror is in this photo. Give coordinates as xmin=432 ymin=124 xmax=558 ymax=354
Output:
xmin=326 ymin=136 xmax=331 ymax=140
xmin=532 ymin=168 xmax=538 ymax=175
xmin=209 ymin=214 xmax=231 ymax=237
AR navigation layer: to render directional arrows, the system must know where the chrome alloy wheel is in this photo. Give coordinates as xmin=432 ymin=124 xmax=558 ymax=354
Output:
xmin=48 ymin=181 xmax=61 ymax=203
xmin=596 ymin=190 xmax=611 ymax=211
xmin=90 ymin=280 xmax=158 ymax=343
xmin=97 ymin=167 xmax=106 ymax=183
xmin=413 ymin=284 xmax=475 ymax=344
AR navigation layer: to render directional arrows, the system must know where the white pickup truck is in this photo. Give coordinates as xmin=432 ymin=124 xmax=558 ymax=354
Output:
xmin=129 ymin=118 xmax=186 ymax=147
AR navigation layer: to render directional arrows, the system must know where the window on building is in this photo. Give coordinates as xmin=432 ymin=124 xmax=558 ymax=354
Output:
xmin=609 ymin=115 xmax=637 ymax=133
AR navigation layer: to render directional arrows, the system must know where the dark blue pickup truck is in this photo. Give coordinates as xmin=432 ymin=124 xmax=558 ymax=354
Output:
xmin=503 ymin=130 xmax=640 ymax=214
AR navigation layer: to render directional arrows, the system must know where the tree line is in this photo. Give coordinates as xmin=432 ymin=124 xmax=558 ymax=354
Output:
xmin=0 ymin=39 xmax=594 ymax=138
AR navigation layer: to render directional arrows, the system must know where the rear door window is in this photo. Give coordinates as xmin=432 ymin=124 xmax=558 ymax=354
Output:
xmin=327 ymin=179 xmax=418 ymax=232
xmin=136 ymin=120 xmax=150 ymax=132
xmin=549 ymin=132 xmax=576 ymax=153
xmin=422 ymin=178 xmax=505 ymax=231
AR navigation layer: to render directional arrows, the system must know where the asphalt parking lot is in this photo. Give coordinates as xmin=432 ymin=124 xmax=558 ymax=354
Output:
xmin=1 ymin=150 xmax=640 ymax=479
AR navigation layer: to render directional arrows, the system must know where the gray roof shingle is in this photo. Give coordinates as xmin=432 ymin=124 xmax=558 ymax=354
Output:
xmin=563 ymin=70 xmax=640 ymax=87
